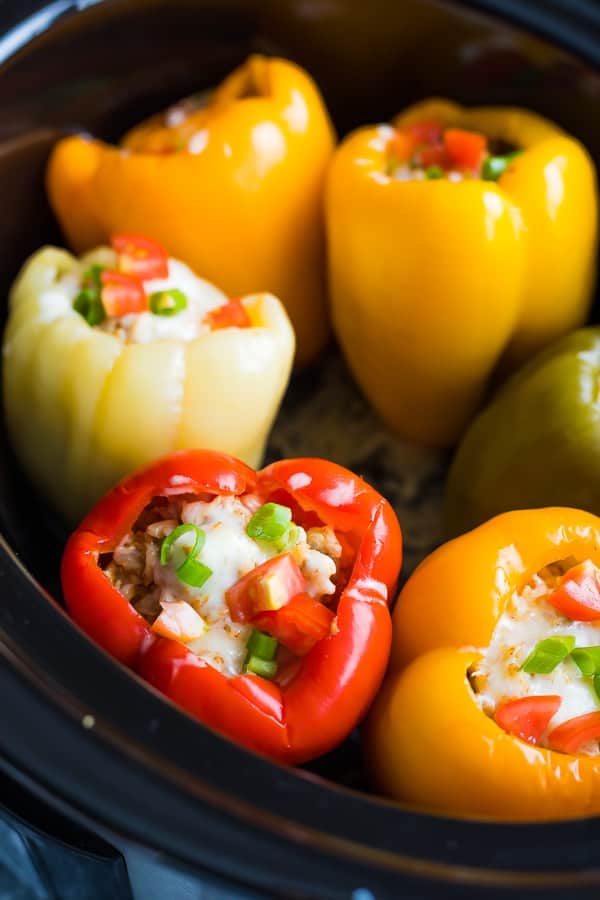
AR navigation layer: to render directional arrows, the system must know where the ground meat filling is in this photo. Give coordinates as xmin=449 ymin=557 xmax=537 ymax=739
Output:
xmin=104 ymin=493 xmax=343 ymax=680
xmin=470 ymin=558 xmax=600 ymax=756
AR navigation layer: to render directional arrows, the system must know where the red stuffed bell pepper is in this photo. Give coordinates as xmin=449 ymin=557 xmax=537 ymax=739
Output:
xmin=61 ymin=450 xmax=402 ymax=763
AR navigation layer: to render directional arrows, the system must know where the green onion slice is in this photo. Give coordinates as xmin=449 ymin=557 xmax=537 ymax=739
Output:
xmin=246 ymin=629 xmax=278 ymax=662
xmin=482 ymin=150 xmax=522 ymax=181
xmin=571 ymin=646 xmax=600 ymax=676
xmin=160 ymin=524 xmax=211 ymax=587
xmin=521 ymin=635 xmax=576 ymax=674
xmin=83 ymin=263 xmax=105 ymax=289
xmin=73 ymin=288 xmax=106 ymax=325
xmin=245 ymin=655 xmax=278 ymax=679
xmin=149 ymin=289 xmax=187 ymax=317
xmin=594 ymin=674 xmax=600 ymax=703
xmin=425 ymin=165 xmax=444 ymax=180
xmin=246 ymin=502 xmax=292 ymax=544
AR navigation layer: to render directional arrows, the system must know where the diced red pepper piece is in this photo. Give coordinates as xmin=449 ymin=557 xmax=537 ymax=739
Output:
xmin=253 ymin=592 xmax=335 ymax=656
xmin=443 ymin=128 xmax=488 ymax=171
xmin=205 ymin=298 xmax=252 ymax=330
xmin=548 ymin=560 xmax=600 ymax=621
xmin=100 ymin=270 xmax=147 ymax=317
xmin=112 ymin=234 xmax=169 ymax=280
xmin=226 ymin=554 xmax=306 ymax=623
xmin=547 ymin=711 xmax=600 ymax=754
xmin=495 ymin=695 xmax=561 ymax=745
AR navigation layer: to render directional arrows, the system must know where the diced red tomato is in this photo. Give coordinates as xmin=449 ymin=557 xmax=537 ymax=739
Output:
xmin=205 ymin=299 xmax=252 ymax=330
xmin=417 ymin=144 xmax=450 ymax=169
xmin=443 ymin=128 xmax=488 ymax=171
xmin=111 ymin=234 xmax=169 ymax=280
xmin=407 ymin=120 xmax=443 ymax=145
xmin=547 ymin=711 xmax=600 ymax=754
xmin=253 ymin=592 xmax=335 ymax=656
xmin=495 ymin=695 xmax=561 ymax=745
xmin=548 ymin=560 xmax=600 ymax=621
xmin=226 ymin=554 xmax=306 ymax=623
xmin=151 ymin=600 xmax=207 ymax=642
xmin=100 ymin=270 xmax=147 ymax=317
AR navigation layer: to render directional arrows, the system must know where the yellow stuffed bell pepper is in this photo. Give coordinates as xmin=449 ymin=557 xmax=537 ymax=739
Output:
xmin=46 ymin=55 xmax=335 ymax=366
xmin=365 ymin=508 xmax=600 ymax=821
xmin=2 ymin=234 xmax=294 ymax=523
xmin=326 ymin=99 xmax=598 ymax=446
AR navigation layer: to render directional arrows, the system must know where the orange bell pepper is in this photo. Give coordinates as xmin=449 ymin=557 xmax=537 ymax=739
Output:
xmin=365 ymin=508 xmax=600 ymax=821
xmin=46 ymin=55 xmax=335 ymax=366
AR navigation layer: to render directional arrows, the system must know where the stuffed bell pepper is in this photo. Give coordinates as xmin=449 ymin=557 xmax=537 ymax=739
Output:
xmin=366 ymin=508 xmax=600 ymax=820
xmin=47 ymin=55 xmax=335 ymax=366
xmin=2 ymin=234 xmax=294 ymax=523
xmin=60 ymin=450 xmax=402 ymax=763
xmin=445 ymin=327 xmax=600 ymax=537
xmin=326 ymin=99 xmax=598 ymax=446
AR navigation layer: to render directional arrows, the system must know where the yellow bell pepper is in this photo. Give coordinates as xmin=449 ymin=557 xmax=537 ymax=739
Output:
xmin=46 ymin=55 xmax=335 ymax=366
xmin=365 ymin=508 xmax=600 ymax=821
xmin=326 ymin=99 xmax=598 ymax=446
xmin=2 ymin=244 xmax=294 ymax=523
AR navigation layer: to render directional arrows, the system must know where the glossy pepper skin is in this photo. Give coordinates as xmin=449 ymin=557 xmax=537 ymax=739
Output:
xmin=445 ymin=327 xmax=600 ymax=538
xmin=365 ymin=508 xmax=600 ymax=821
xmin=325 ymin=98 xmax=597 ymax=447
xmin=61 ymin=450 xmax=402 ymax=764
xmin=2 ymin=246 xmax=294 ymax=524
xmin=46 ymin=56 xmax=334 ymax=367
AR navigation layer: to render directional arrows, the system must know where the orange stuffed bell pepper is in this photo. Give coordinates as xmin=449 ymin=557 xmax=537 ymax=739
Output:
xmin=46 ymin=55 xmax=335 ymax=366
xmin=365 ymin=507 xmax=600 ymax=821
xmin=326 ymin=99 xmax=598 ymax=446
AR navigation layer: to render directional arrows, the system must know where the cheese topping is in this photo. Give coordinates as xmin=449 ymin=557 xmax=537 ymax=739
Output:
xmin=59 ymin=247 xmax=228 ymax=343
xmin=472 ymin=569 xmax=600 ymax=755
xmin=106 ymin=494 xmax=341 ymax=678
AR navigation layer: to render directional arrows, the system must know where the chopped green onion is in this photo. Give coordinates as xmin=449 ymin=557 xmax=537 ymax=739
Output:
xmin=149 ymin=289 xmax=187 ymax=317
xmin=176 ymin=557 xmax=212 ymax=588
xmin=521 ymin=635 xmax=576 ymax=674
xmin=275 ymin=523 xmax=303 ymax=552
xmin=83 ymin=264 xmax=104 ymax=289
xmin=160 ymin=524 xmax=211 ymax=587
xmin=247 ymin=629 xmax=278 ymax=661
xmin=246 ymin=502 xmax=292 ymax=544
xmin=245 ymin=655 xmax=278 ymax=679
xmin=73 ymin=288 xmax=106 ymax=325
xmin=482 ymin=151 xmax=522 ymax=181
xmin=594 ymin=674 xmax=600 ymax=703
xmin=571 ymin=646 xmax=600 ymax=676
xmin=160 ymin=524 xmax=205 ymax=565
xmin=425 ymin=165 xmax=444 ymax=180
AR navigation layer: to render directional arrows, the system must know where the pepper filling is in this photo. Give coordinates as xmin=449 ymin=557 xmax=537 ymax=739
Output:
xmin=471 ymin=558 xmax=600 ymax=755
xmin=67 ymin=234 xmax=251 ymax=342
xmin=385 ymin=120 xmax=521 ymax=183
xmin=103 ymin=493 xmax=347 ymax=682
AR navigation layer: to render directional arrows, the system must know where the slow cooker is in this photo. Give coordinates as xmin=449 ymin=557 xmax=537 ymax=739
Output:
xmin=1 ymin=1 xmax=599 ymax=897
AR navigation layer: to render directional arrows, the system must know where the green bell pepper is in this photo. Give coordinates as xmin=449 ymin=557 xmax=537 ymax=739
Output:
xmin=444 ymin=327 xmax=600 ymax=537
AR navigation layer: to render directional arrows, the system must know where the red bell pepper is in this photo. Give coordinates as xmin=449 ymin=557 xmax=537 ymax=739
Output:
xmin=61 ymin=450 xmax=402 ymax=764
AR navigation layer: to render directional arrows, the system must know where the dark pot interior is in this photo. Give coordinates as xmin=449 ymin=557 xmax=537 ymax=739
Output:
xmin=1 ymin=2 xmax=599 ymax=898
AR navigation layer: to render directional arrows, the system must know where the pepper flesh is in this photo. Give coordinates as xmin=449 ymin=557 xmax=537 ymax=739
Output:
xmin=2 ymin=245 xmax=294 ymax=523
xmin=46 ymin=55 xmax=335 ymax=366
xmin=365 ymin=507 xmax=600 ymax=821
xmin=60 ymin=450 xmax=402 ymax=764
xmin=325 ymin=98 xmax=598 ymax=447
xmin=445 ymin=327 xmax=600 ymax=538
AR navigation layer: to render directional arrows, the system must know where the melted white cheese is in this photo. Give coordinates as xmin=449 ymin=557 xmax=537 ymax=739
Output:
xmin=474 ymin=575 xmax=600 ymax=751
xmin=151 ymin=495 xmax=338 ymax=677
xmin=59 ymin=246 xmax=228 ymax=343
